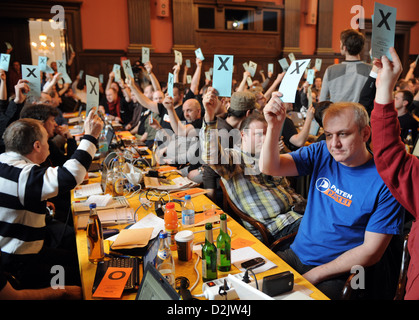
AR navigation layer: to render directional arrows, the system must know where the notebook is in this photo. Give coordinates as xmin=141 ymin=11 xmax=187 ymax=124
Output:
xmin=73 ymin=166 xmax=108 ymax=199
xmin=136 ymin=262 xmax=180 ymax=300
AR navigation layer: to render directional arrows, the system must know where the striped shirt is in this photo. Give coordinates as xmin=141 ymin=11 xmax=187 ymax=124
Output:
xmin=0 ymin=136 xmax=97 ymax=263
xmin=200 ymin=121 xmax=302 ymax=240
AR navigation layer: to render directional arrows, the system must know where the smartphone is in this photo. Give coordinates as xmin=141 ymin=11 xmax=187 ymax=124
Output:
xmin=241 ymin=257 xmax=265 ymax=269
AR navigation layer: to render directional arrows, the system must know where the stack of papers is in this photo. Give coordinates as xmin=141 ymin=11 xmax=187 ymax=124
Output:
xmin=76 ymin=207 xmax=135 ymax=229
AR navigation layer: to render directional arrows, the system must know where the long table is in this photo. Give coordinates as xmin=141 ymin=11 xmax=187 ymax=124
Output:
xmin=73 ymin=177 xmax=329 ymax=300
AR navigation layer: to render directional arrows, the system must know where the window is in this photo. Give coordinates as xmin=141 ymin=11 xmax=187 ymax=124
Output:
xmin=225 ymin=9 xmax=252 ymax=30
xmin=198 ymin=7 xmax=215 ymax=29
xmin=263 ymin=11 xmax=278 ymax=32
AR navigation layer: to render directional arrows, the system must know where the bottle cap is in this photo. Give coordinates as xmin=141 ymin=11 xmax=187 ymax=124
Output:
xmin=166 ymin=202 xmax=175 ymax=209
xmin=185 ymin=195 xmax=191 ymax=200
xmin=205 ymin=223 xmax=213 ymax=230
xmin=159 ymin=232 xmax=168 ymax=239
xmin=220 ymin=213 xmax=226 ymax=220
xmin=89 ymin=203 xmax=97 ymax=209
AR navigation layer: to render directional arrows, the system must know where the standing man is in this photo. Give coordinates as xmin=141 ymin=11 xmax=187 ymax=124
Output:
xmin=0 ymin=108 xmax=103 ymax=290
xmin=259 ymin=92 xmax=404 ymax=299
xmin=319 ymin=29 xmax=371 ymax=103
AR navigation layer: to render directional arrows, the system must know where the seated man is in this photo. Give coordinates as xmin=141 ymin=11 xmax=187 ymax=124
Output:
xmin=154 ymin=97 xmax=204 ymax=184
xmin=259 ymin=93 xmax=404 ymax=299
xmin=200 ymin=87 xmax=304 ymax=242
xmin=394 ymin=89 xmax=418 ymax=142
xmin=0 ymin=109 xmax=103 ymax=289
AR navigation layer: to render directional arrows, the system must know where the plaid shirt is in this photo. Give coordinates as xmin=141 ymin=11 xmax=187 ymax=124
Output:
xmin=200 ymin=121 xmax=302 ymax=240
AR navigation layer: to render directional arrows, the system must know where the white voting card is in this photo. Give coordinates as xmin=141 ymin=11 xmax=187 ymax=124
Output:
xmin=212 ymin=54 xmax=234 ymax=97
xmin=371 ymin=2 xmax=397 ymax=60
xmin=278 ymin=59 xmax=311 ymax=103
xmin=22 ymin=64 xmax=41 ymax=100
xmin=268 ymin=63 xmax=274 ymax=74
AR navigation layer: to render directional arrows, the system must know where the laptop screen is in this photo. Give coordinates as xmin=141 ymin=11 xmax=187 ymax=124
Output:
xmin=142 ymin=232 xmax=161 ymax=273
xmin=106 ymin=127 xmax=115 ymax=146
xmin=136 ymin=262 xmax=180 ymax=300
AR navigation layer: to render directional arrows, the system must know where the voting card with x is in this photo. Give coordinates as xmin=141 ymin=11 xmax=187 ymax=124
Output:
xmin=113 ymin=64 xmax=121 ymax=82
xmin=142 ymin=47 xmax=150 ymax=64
xmin=0 ymin=54 xmax=10 ymax=72
xmin=167 ymin=73 xmax=174 ymax=98
xmin=212 ymin=54 xmax=234 ymax=97
xmin=174 ymin=50 xmax=182 ymax=65
xmin=86 ymin=75 xmax=99 ymax=116
xmin=56 ymin=60 xmax=72 ymax=83
xmin=278 ymin=58 xmax=289 ymax=72
xmin=195 ymin=48 xmax=205 ymax=61
xmin=22 ymin=64 xmax=41 ymax=100
xmin=371 ymin=3 xmax=396 ymax=61
xmin=122 ymin=59 xmax=134 ymax=79
xmin=278 ymin=59 xmax=310 ymax=103
xmin=38 ymin=56 xmax=54 ymax=73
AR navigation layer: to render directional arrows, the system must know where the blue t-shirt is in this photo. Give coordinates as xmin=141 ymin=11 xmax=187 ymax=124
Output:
xmin=290 ymin=141 xmax=404 ymax=266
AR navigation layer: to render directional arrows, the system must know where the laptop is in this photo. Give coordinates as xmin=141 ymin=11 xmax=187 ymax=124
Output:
xmin=74 ymin=165 xmax=108 ymax=199
xmin=136 ymin=262 xmax=180 ymax=300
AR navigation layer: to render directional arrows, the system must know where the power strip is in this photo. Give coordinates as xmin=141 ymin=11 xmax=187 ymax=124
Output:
xmin=202 ymin=272 xmax=254 ymax=300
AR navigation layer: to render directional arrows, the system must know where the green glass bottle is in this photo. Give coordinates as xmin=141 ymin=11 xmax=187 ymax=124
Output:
xmin=217 ymin=214 xmax=231 ymax=272
xmin=202 ymin=223 xmax=217 ymax=282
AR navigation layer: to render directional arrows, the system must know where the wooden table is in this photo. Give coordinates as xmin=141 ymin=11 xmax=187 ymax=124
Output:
xmin=73 ymin=183 xmax=329 ymax=300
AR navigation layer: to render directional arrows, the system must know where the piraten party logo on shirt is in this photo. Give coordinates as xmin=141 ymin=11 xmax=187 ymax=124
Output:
xmin=315 ymin=178 xmax=353 ymax=207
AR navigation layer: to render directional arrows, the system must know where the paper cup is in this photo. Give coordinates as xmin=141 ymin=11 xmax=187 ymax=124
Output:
xmin=175 ymin=230 xmax=194 ymax=261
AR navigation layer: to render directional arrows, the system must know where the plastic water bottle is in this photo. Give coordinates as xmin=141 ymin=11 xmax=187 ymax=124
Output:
xmin=156 ymin=232 xmax=176 ymax=288
xmin=98 ymin=130 xmax=108 ymax=159
xmin=164 ymin=202 xmax=178 ymax=251
xmin=181 ymin=195 xmax=195 ymax=230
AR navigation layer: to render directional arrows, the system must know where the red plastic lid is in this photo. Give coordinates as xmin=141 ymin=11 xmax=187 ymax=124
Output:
xmin=166 ymin=202 xmax=175 ymax=209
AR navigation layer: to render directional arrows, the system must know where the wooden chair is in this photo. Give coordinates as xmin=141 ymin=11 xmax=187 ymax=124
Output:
xmin=394 ymin=233 xmax=410 ymax=300
xmin=219 ymin=179 xmax=274 ymax=246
